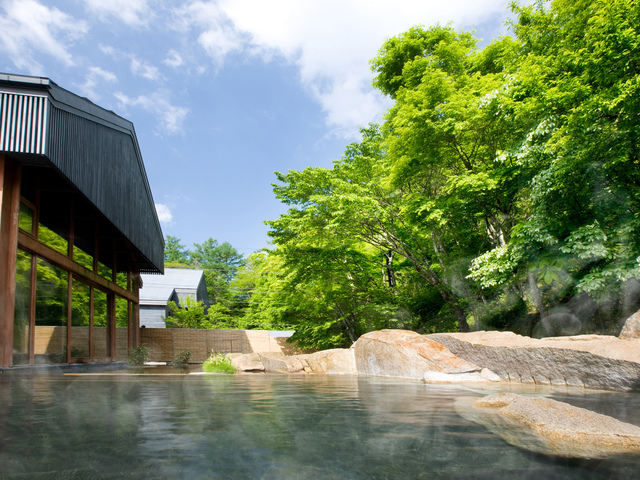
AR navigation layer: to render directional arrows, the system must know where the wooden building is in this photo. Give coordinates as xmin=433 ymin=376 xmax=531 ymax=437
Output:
xmin=0 ymin=73 xmax=164 ymax=367
xmin=140 ymin=268 xmax=210 ymax=328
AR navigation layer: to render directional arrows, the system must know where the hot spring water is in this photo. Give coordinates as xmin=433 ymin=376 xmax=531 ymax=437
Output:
xmin=1 ymin=372 xmax=639 ymax=479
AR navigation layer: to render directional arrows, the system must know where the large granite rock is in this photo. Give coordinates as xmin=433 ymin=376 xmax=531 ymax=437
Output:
xmin=305 ymin=348 xmax=356 ymax=374
xmin=353 ymin=330 xmax=484 ymax=380
xmin=429 ymin=331 xmax=640 ymax=391
xmin=258 ymin=352 xmax=305 ymax=373
xmin=423 ymin=368 xmax=502 ymax=383
xmin=230 ymin=353 xmax=265 ymax=372
xmin=620 ymin=309 xmax=640 ymax=339
xmin=457 ymin=393 xmax=640 ymax=458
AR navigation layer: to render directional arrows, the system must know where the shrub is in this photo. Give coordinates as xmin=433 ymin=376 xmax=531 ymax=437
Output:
xmin=173 ymin=349 xmax=192 ymax=365
xmin=202 ymin=351 xmax=235 ymax=373
xmin=127 ymin=345 xmax=150 ymax=366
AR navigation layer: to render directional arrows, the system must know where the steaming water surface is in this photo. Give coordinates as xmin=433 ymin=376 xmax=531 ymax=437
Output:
xmin=1 ymin=372 xmax=639 ymax=479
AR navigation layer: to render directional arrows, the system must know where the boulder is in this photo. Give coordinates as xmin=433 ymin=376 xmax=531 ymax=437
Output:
xmin=305 ymin=348 xmax=356 ymax=374
xmin=429 ymin=331 xmax=640 ymax=391
xmin=457 ymin=392 xmax=640 ymax=458
xmin=230 ymin=353 xmax=265 ymax=372
xmin=620 ymin=309 xmax=640 ymax=339
xmin=258 ymin=352 xmax=304 ymax=373
xmin=423 ymin=368 xmax=501 ymax=384
xmin=353 ymin=330 xmax=482 ymax=380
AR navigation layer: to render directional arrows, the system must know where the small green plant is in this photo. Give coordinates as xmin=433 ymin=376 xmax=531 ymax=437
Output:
xmin=127 ymin=345 xmax=150 ymax=366
xmin=173 ymin=349 xmax=192 ymax=365
xmin=202 ymin=351 xmax=235 ymax=373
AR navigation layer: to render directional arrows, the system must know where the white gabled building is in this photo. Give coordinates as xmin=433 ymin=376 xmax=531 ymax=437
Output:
xmin=140 ymin=268 xmax=210 ymax=328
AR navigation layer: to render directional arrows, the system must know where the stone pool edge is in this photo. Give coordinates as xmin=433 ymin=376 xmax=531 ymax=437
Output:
xmin=229 ymin=329 xmax=640 ymax=393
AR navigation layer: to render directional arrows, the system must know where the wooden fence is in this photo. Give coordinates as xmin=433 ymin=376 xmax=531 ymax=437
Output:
xmin=139 ymin=328 xmax=300 ymax=363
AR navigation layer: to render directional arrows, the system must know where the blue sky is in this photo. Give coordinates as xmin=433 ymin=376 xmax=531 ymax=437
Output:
xmin=0 ymin=0 xmax=515 ymax=257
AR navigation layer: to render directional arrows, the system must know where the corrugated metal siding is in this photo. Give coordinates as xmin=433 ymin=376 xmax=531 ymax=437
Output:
xmin=45 ymin=105 xmax=164 ymax=271
xmin=140 ymin=306 xmax=168 ymax=328
xmin=0 ymin=92 xmax=48 ymax=154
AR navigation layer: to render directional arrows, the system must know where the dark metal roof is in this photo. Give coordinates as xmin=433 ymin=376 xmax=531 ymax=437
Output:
xmin=0 ymin=73 xmax=164 ymax=273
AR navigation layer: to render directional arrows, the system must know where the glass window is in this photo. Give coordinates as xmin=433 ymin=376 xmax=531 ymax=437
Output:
xmin=38 ymin=224 xmax=69 ymax=256
xmin=13 ymin=249 xmax=32 ymax=365
xmin=35 ymin=258 xmax=68 ymax=364
xmin=98 ymin=261 xmax=112 ymax=281
xmin=18 ymin=203 xmax=34 ymax=234
xmin=73 ymin=245 xmax=94 ymax=271
xmin=71 ymin=279 xmax=90 ymax=358
xmin=93 ymin=289 xmax=109 ymax=359
xmin=116 ymin=272 xmax=128 ymax=291
xmin=115 ymin=296 xmax=129 ymax=361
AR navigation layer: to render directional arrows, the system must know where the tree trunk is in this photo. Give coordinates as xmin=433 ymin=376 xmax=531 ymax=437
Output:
xmin=342 ymin=315 xmax=359 ymax=343
xmin=528 ymin=271 xmax=552 ymax=336
xmin=383 ymin=251 xmax=396 ymax=288
xmin=437 ymin=287 xmax=470 ymax=332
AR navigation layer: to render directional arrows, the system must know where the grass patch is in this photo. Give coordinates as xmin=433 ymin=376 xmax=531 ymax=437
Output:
xmin=202 ymin=351 xmax=235 ymax=373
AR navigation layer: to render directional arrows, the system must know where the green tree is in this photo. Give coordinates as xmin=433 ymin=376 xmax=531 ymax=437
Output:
xmin=469 ymin=0 xmax=640 ymax=334
xmin=165 ymin=297 xmax=213 ymax=329
xmin=267 ymin=125 xmax=463 ymax=346
xmin=164 ymin=235 xmax=190 ymax=267
xmin=190 ymin=238 xmax=246 ymax=319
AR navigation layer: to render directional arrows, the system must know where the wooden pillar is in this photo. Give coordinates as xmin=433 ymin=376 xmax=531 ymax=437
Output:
xmin=110 ymin=242 xmax=117 ymax=361
xmin=132 ymin=266 xmax=140 ymax=348
xmin=108 ymin=293 xmax=116 ymax=361
xmin=0 ymin=155 xmax=22 ymax=367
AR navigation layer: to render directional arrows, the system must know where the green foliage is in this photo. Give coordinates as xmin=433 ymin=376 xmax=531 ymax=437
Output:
xmin=173 ymin=349 xmax=192 ymax=365
xmin=165 ymin=297 xmax=215 ymax=329
xmin=163 ymin=235 xmax=251 ymax=324
xmin=254 ymin=0 xmax=640 ymax=347
xmin=127 ymin=345 xmax=150 ymax=366
xmin=202 ymin=351 xmax=235 ymax=373
xmin=164 ymin=235 xmax=189 ymax=263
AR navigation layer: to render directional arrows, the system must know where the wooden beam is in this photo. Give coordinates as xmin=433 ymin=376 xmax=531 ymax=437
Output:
xmin=18 ymin=231 xmax=138 ymax=303
xmin=0 ymin=156 xmax=22 ymax=367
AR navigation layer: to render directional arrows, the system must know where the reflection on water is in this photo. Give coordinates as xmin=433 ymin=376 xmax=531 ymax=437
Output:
xmin=0 ymin=374 xmax=639 ymax=479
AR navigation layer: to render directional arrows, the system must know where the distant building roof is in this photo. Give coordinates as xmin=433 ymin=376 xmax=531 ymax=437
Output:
xmin=140 ymin=268 xmax=208 ymax=306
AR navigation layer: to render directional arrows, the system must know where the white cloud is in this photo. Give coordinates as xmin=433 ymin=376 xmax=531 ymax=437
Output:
xmin=100 ymin=45 xmax=164 ymax=82
xmin=78 ymin=66 xmax=117 ymax=101
xmin=164 ymin=49 xmax=183 ymax=68
xmin=130 ymin=56 xmax=163 ymax=81
xmin=115 ymin=89 xmax=189 ymax=135
xmin=155 ymin=203 xmax=173 ymax=225
xmin=0 ymin=0 xmax=87 ymax=73
xmin=84 ymin=0 xmax=152 ymax=26
xmin=172 ymin=1 xmax=244 ymax=66
xmin=174 ymin=0 xmax=511 ymax=138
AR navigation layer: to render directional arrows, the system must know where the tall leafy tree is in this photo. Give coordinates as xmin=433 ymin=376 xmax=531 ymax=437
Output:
xmin=268 ymin=125 xmax=467 ymax=341
xmin=191 ymin=238 xmax=246 ymax=314
xmin=164 ymin=235 xmax=190 ymax=266
xmin=469 ymin=0 xmax=640 ymax=334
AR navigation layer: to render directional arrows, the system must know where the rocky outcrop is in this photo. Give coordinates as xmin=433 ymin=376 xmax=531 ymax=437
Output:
xmin=428 ymin=331 xmax=640 ymax=391
xmin=620 ymin=309 xmax=640 ymax=339
xmin=352 ymin=330 xmax=494 ymax=380
xmin=229 ymin=353 xmax=265 ymax=372
xmin=305 ymin=348 xmax=356 ymax=374
xmin=423 ymin=368 xmax=502 ymax=383
xmin=258 ymin=353 xmax=305 ymax=373
xmin=457 ymin=393 xmax=640 ymax=458
xmin=219 ymin=329 xmax=640 ymax=391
